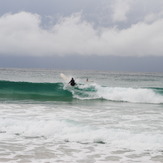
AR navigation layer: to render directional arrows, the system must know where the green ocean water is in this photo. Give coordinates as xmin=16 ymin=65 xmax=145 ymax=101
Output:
xmin=0 ymin=81 xmax=72 ymax=101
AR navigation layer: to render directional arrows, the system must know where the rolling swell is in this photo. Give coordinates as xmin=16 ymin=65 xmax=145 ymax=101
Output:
xmin=0 ymin=80 xmax=73 ymax=101
xmin=0 ymin=80 xmax=163 ymax=104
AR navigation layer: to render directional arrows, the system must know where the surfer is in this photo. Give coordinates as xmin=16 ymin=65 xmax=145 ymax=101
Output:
xmin=69 ymin=78 xmax=76 ymax=86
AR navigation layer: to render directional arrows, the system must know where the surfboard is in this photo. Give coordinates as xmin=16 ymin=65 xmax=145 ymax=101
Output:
xmin=60 ymin=73 xmax=70 ymax=82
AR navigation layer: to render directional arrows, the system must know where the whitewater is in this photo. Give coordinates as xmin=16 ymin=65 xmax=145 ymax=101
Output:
xmin=0 ymin=68 xmax=163 ymax=163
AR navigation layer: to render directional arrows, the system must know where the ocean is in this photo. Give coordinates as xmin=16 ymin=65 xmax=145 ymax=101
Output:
xmin=0 ymin=68 xmax=163 ymax=163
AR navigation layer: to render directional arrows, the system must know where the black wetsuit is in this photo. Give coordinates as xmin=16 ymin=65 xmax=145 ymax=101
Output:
xmin=69 ymin=78 xmax=76 ymax=86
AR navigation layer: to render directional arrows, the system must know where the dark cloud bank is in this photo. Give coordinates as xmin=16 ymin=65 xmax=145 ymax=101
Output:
xmin=0 ymin=55 xmax=162 ymax=72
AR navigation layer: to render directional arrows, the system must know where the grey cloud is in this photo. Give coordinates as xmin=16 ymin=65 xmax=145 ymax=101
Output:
xmin=0 ymin=12 xmax=163 ymax=57
xmin=1 ymin=0 xmax=163 ymax=27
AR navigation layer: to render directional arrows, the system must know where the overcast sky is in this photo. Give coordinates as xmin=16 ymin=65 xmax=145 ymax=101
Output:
xmin=0 ymin=0 xmax=163 ymax=72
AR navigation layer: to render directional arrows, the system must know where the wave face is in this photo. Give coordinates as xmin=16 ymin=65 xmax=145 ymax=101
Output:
xmin=0 ymin=80 xmax=72 ymax=101
xmin=0 ymin=80 xmax=163 ymax=103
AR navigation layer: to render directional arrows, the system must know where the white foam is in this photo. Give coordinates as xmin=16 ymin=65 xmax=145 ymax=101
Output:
xmin=0 ymin=116 xmax=162 ymax=152
xmin=0 ymin=103 xmax=163 ymax=162
xmin=96 ymin=86 xmax=163 ymax=103
xmin=73 ymin=83 xmax=163 ymax=104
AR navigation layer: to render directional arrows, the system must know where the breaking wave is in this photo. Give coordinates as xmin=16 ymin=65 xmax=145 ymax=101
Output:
xmin=0 ymin=80 xmax=163 ymax=104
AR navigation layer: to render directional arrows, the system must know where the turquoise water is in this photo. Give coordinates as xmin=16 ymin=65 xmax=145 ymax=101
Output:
xmin=0 ymin=68 xmax=163 ymax=162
